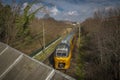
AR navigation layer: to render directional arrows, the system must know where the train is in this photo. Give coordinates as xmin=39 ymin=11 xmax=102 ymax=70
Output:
xmin=54 ymin=32 xmax=76 ymax=69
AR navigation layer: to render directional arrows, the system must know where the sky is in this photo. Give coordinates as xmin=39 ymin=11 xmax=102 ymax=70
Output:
xmin=2 ymin=0 xmax=120 ymax=22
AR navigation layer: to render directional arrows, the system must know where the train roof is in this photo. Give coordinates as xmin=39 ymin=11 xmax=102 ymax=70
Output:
xmin=56 ymin=43 xmax=68 ymax=49
xmin=62 ymin=32 xmax=74 ymax=43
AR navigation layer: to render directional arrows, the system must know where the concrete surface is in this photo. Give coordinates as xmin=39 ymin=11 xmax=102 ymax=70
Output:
xmin=0 ymin=42 xmax=75 ymax=80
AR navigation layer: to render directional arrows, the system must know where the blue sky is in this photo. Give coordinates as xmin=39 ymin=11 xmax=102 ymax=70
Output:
xmin=2 ymin=0 xmax=120 ymax=22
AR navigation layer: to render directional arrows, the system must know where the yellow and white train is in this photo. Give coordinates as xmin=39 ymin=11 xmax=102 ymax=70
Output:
xmin=54 ymin=32 xmax=76 ymax=69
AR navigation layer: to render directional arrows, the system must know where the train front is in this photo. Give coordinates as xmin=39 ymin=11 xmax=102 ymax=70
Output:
xmin=54 ymin=41 xmax=71 ymax=69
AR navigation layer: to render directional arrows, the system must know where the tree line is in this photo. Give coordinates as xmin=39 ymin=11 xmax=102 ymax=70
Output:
xmin=81 ymin=7 xmax=120 ymax=80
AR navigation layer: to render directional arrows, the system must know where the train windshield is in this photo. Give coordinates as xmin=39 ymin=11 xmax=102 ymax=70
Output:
xmin=56 ymin=50 xmax=67 ymax=57
xmin=55 ymin=43 xmax=69 ymax=57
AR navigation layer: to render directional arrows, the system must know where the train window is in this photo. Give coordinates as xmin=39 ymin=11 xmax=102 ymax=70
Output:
xmin=56 ymin=49 xmax=68 ymax=57
xmin=57 ymin=52 xmax=66 ymax=57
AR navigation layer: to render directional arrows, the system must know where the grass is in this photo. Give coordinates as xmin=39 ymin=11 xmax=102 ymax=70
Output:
xmin=76 ymin=36 xmax=85 ymax=80
xmin=33 ymin=38 xmax=62 ymax=61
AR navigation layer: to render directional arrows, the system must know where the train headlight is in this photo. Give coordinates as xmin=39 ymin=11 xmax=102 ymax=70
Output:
xmin=58 ymin=63 xmax=65 ymax=68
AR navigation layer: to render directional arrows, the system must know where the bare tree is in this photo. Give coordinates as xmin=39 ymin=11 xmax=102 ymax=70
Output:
xmin=81 ymin=7 xmax=120 ymax=80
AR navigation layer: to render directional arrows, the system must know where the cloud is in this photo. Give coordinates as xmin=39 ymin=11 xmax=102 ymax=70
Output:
xmin=67 ymin=11 xmax=78 ymax=16
xmin=30 ymin=3 xmax=43 ymax=12
xmin=50 ymin=6 xmax=59 ymax=15
xmin=21 ymin=2 xmax=28 ymax=10
xmin=20 ymin=0 xmax=120 ymax=22
xmin=105 ymin=6 xmax=114 ymax=10
xmin=23 ymin=3 xmax=60 ymax=18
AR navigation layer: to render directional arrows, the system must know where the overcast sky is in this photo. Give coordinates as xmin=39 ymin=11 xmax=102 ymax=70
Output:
xmin=3 ymin=0 xmax=120 ymax=22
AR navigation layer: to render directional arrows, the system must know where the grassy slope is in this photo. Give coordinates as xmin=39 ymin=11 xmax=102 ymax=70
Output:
xmin=34 ymin=38 xmax=62 ymax=61
xmin=14 ymin=18 xmax=73 ymax=55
